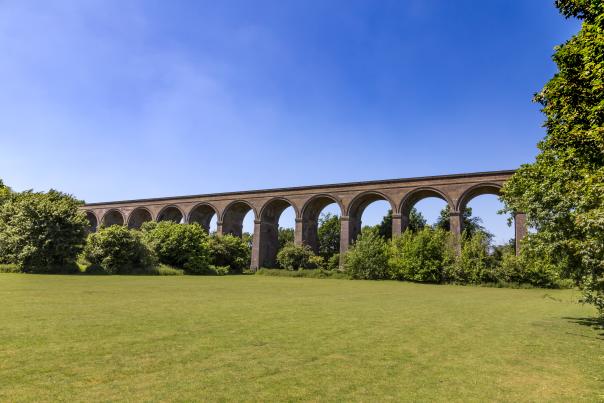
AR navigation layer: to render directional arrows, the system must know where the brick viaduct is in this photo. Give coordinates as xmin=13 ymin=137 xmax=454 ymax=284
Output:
xmin=82 ymin=170 xmax=526 ymax=270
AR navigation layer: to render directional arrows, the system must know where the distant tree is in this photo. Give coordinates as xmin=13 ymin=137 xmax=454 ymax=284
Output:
xmin=317 ymin=213 xmax=340 ymax=259
xmin=278 ymin=227 xmax=294 ymax=250
xmin=408 ymin=208 xmax=427 ymax=232
xmin=377 ymin=210 xmax=393 ymax=239
xmin=501 ymin=0 xmax=604 ymax=314
xmin=435 ymin=206 xmax=488 ymax=238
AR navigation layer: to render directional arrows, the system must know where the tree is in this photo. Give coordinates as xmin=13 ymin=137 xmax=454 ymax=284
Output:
xmin=377 ymin=210 xmax=393 ymax=239
xmin=408 ymin=207 xmax=427 ymax=232
xmin=84 ymin=225 xmax=156 ymax=274
xmin=0 ymin=189 xmax=88 ymax=272
xmin=142 ymin=221 xmax=211 ymax=274
xmin=501 ymin=1 xmax=604 ymax=315
xmin=435 ymin=205 xmax=488 ymax=239
xmin=0 ymin=179 xmax=11 ymax=204
xmin=278 ymin=227 xmax=294 ymax=250
xmin=344 ymin=227 xmax=389 ymax=280
xmin=317 ymin=213 xmax=340 ymax=258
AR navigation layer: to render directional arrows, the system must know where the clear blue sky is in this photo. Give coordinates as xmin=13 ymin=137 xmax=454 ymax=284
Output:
xmin=0 ymin=1 xmax=579 ymax=243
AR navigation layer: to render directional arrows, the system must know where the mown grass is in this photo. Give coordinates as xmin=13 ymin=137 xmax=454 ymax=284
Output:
xmin=0 ymin=274 xmax=602 ymax=401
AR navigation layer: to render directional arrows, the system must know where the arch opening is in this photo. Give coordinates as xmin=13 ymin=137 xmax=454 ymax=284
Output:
xmin=189 ymin=203 xmax=218 ymax=234
xmin=258 ymin=198 xmax=296 ymax=268
xmin=85 ymin=211 xmax=98 ymax=233
xmin=128 ymin=207 xmax=152 ymax=229
xmin=102 ymin=209 xmax=124 ymax=227
xmin=347 ymin=192 xmax=394 ymax=242
xmin=301 ymin=195 xmax=343 ymax=257
xmin=399 ymin=188 xmax=452 ymax=233
xmin=157 ymin=206 xmax=184 ymax=223
xmin=222 ymin=201 xmax=254 ymax=237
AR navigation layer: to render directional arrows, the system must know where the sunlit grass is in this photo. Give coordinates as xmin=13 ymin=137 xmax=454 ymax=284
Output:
xmin=0 ymin=275 xmax=601 ymax=401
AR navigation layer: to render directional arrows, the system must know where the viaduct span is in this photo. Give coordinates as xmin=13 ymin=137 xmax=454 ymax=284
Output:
xmin=82 ymin=170 xmax=526 ymax=270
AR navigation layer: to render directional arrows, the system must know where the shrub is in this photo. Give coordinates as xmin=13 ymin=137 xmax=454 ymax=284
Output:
xmin=389 ymin=228 xmax=452 ymax=283
xmin=446 ymin=231 xmax=493 ymax=284
xmin=276 ymin=243 xmax=315 ymax=270
xmin=0 ymin=263 xmax=20 ymax=273
xmin=326 ymin=253 xmax=340 ymax=271
xmin=83 ymin=225 xmax=156 ymax=274
xmin=208 ymin=234 xmax=251 ymax=273
xmin=344 ymin=228 xmax=389 ymax=280
xmin=308 ymin=254 xmax=325 ymax=269
xmin=0 ymin=190 xmax=88 ymax=272
xmin=142 ymin=222 xmax=211 ymax=274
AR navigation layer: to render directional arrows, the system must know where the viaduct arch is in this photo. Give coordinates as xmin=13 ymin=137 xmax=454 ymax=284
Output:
xmin=82 ymin=170 xmax=525 ymax=270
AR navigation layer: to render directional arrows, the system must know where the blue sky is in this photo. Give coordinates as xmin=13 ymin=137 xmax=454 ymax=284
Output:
xmin=0 ymin=1 xmax=579 ymax=243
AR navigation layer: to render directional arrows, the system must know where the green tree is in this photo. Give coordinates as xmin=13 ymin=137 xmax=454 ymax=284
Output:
xmin=435 ymin=205 xmax=488 ymax=238
xmin=317 ymin=213 xmax=340 ymax=258
xmin=344 ymin=227 xmax=389 ymax=280
xmin=500 ymin=1 xmax=604 ymax=315
xmin=142 ymin=221 xmax=211 ymax=274
xmin=208 ymin=234 xmax=251 ymax=273
xmin=278 ymin=227 xmax=294 ymax=250
xmin=0 ymin=179 xmax=11 ymax=204
xmin=408 ymin=207 xmax=427 ymax=232
xmin=84 ymin=225 xmax=156 ymax=274
xmin=0 ymin=189 xmax=88 ymax=272
xmin=377 ymin=210 xmax=393 ymax=239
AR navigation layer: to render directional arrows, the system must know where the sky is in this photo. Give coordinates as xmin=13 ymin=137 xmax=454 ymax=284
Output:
xmin=0 ymin=0 xmax=580 ymax=243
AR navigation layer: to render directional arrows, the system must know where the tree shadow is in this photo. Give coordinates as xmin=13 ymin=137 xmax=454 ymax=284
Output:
xmin=563 ymin=316 xmax=604 ymax=339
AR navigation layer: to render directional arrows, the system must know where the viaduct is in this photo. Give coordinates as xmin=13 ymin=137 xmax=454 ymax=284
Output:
xmin=82 ymin=170 xmax=526 ymax=270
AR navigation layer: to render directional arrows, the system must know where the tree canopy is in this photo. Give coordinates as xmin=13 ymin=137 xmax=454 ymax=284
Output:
xmin=501 ymin=0 xmax=604 ymax=314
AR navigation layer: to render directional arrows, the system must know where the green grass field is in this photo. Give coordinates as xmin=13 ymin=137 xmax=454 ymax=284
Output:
xmin=1 ymin=275 xmax=602 ymax=402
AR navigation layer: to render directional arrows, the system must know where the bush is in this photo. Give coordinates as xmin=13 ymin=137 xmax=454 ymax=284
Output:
xmin=276 ymin=243 xmax=315 ymax=270
xmin=446 ymin=231 xmax=493 ymax=284
xmin=142 ymin=222 xmax=211 ymax=274
xmin=344 ymin=228 xmax=389 ymax=280
xmin=326 ymin=253 xmax=340 ymax=271
xmin=83 ymin=226 xmax=156 ymax=274
xmin=0 ymin=190 xmax=88 ymax=272
xmin=208 ymin=234 xmax=251 ymax=273
xmin=0 ymin=263 xmax=20 ymax=273
xmin=389 ymin=228 xmax=452 ymax=283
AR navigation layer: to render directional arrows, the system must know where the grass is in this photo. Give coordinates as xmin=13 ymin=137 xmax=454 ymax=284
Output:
xmin=0 ymin=275 xmax=602 ymax=401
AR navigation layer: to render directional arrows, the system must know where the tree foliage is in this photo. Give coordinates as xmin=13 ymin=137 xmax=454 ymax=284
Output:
xmin=84 ymin=225 xmax=156 ymax=274
xmin=276 ymin=243 xmax=315 ymax=270
xmin=435 ymin=205 xmax=488 ymax=238
xmin=389 ymin=227 xmax=452 ymax=283
xmin=317 ymin=213 xmax=340 ymax=258
xmin=344 ymin=228 xmax=389 ymax=280
xmin=208 ymin=234 xmax=251 ymax=273
xmin=501 ymin=1 xmax=604 ymax=314
xmin=142 ymin=221 xmax=211 ymax=274
xmin=278 ymin=227 xmax=294 ymax=250
xmin=0 ymin=189 xmax=88 ymax=272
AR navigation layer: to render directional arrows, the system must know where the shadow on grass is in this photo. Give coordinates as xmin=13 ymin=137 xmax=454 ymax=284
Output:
xmin=563 ymin=316 xmax=604 ymax=339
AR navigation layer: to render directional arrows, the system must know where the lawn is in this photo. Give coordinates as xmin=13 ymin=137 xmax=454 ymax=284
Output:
xmin=0 ymin=275 xmax=602 ymax=402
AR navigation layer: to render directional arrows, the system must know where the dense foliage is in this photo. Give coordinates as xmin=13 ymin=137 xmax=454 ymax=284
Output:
xmin=389 ymin=228 xmax=452 ymax=283
xmin=84 ymin=225 xmax=156 ymax=274
xmin=207 ymin=234 xmax=251 ymax=273
xmin=317 ymin=213 xmax=340 ymax=259
xmin=142 ymin=221 xmax=212 ymax=274
xmin=278 ymin=227 xmax=294 ymax=250
xmin=501 ymin=0 xmax=604 ymax=314
xmin=344 ymin=228 xmax=390 ymax=280
xmin=0 ymin=189 xmax=88 ymax=272
xmin=435 ymin=206 xmax=486 ymax=238
xmin=276 ymin=243 xmax=316 ymax=270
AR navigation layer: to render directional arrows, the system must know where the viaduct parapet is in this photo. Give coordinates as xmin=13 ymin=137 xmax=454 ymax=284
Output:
xmin=82 ymin=170 xmax=526 ymax=269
